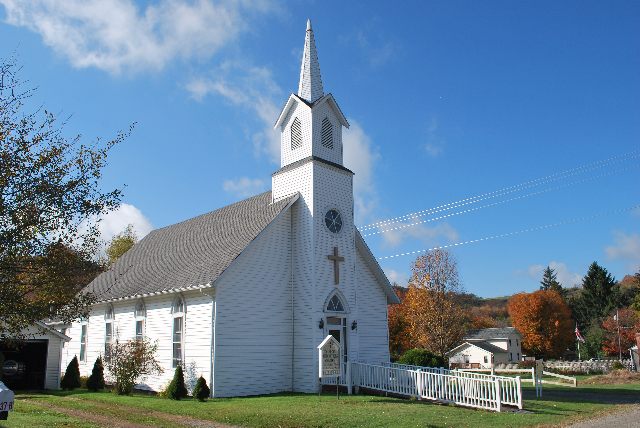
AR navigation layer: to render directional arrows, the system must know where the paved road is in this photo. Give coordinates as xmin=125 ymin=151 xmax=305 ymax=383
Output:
xmin=567 ymin=405 xmax=640 ymax=428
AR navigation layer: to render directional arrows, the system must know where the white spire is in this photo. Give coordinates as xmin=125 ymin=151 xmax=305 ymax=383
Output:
xmin=298 ymin=19 xmax=324 ymax=103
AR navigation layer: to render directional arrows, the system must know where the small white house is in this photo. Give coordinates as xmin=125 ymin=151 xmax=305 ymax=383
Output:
xmin=1 ymin=322 xmax=70 ymax=390
xmin=447 ymin=341 xmax=509 ymax=369
xmin=447 ymin=327 xmax=523 ymax=369
xmin=60 ymin=20 xmax=398 ymax=398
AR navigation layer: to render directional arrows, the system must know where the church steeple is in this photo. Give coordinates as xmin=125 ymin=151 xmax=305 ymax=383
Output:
xmin=298 ymin=19 xmax=324 ymax=103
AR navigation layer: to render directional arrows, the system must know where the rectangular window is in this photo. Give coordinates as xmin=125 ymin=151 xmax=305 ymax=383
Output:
xmin=104 ymin=322 xmax=113 ymax=362
xmin=483 ymin=355 xmax=488 ymax=364
xmin=80 ymin=324 xmax=88 ymax=362
xmin=510 ymin=352 xmax=513 ymax=361
xmin=136 ymin=320 xmax=144 ymax=341
xmin=172 ymin=317 xmax=183 ymax=368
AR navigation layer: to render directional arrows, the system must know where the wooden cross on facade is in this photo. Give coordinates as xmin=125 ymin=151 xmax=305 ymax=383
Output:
xmin=327 ymin=247 xmax=345 ymax=285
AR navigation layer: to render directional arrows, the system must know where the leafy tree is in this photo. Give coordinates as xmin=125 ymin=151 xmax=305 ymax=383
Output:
xmin=192 ymin=376 xmax=210 ymax=401
xmin=0 ymin=58 xmax=130 ymax=337
xmin=570 ymin=262 xmax=620 ymax=330
xmin=61 ymin=356 xmax=81 ymax=390
xmin=104 ymin=338 xmax=163 ymax=395
xmin=397 ymin=348 xmax=445 ymax=368
xmin=387 ymin=285 xmax=410 ymax=360
xmin=601 ymin=309 xmax=640 ymax=357
xmin=106 ymin=225 xmax=137 ymax=266
xmin=86 ymin=357 xmax=105 ymax=391
xmin=508 ymin=290 xmax=574 ymax=358
xmin=582 ymin=322 xmax=605 ymax=360
xmin=403 ymin=249 xmax=466 ymax=357
xmin=167 ymin=365 xmax=189 ymax=400
xmin=540 ymin=266 xmax=563 ymax=294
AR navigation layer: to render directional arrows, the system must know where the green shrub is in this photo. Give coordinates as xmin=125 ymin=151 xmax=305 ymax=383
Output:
xmin=61 ymin=356 xmax=81 ymax=390
xmin=87 ymin=357 xmax=105 ymax=391
xmin=611 ymin=361 xmax=625 ymax=371
xmin=192 ymin=376 xmax=210 ymax=401
xmin=397 ymin=349 xmax=445 ymax=368
xmin=166 ymin=365 xmax=188 ymax=400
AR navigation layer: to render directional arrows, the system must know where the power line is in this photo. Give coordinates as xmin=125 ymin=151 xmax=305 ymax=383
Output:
xmin=363 ymin=164 xmax=640 ymax=237
xmin=360 ymin=149 xmax=640 ymax=231
xmin=377 ymin=203 xmax=640 ymax=260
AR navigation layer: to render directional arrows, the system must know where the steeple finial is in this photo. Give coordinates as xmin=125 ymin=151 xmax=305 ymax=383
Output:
xmin=298 ymin=19 xmax=324 ymax=103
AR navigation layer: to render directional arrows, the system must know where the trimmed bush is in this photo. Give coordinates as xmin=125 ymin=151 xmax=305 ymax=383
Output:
xmin=61 ymin=356 xmax=81 ymax=390
xmin=87 ymin=357 xmax=105 ymax=391
xmin=166 ymin=365 xmax=188 ymax=400
xmin=397 ymin=348 xmax=446 ymax=368
xmin=192 ymin=376 xmax=210 ymax=401
xmin=611 ymin=361 xmax=625 ymax=371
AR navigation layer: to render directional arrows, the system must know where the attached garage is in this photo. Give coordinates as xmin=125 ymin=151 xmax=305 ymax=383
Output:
xmin=1 ymin=323 xmax=70 ymax=390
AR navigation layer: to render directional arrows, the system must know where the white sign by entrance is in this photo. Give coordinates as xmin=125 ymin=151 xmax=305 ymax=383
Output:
xmin=318 ymin=335 xmax=341 ymax=378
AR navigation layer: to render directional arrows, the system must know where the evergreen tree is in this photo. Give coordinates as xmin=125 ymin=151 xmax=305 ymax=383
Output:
xmin=192 ymin=376 xmax=210 ymax=401
xmin=166 ymin=365 xmax=188 ymax=400
xmin=61 ymin=356 xmax=81 ymax=390
xmin=540 ymin=266 xmax=563 ymax=294
xmin=571 ymin=262 xmax=620 ymax=329
xmin=86 ymin=357 xmax=105 ymax=391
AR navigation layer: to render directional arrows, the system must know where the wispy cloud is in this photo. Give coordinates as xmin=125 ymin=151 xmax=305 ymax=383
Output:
xmin=186 ymin=61 xmax=282 ymax=163
xmin=380 ymin=215 xmax=459 ymax=249
xmin=0 ymin=0 xmax=275 ymax=75
xmin=384 ymin=268 xmax=409 ymax=287
xmin=605 ymin=231 xmax=640 ymax=271
xmin=340 ymin=22 xmax=398 ymax=68
xmin=343 ymin=119 xmax=381 ymax=224
xmin=526 ymin=261 xmax=581 ymax=288
xmin=223 ymin=176 xmax=266 ymax=199
xmin=424 ymin=117 xmax=444 ymax=157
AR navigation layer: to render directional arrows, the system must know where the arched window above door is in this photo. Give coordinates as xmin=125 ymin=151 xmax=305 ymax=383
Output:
xmin=326 ymin=295 xmax=345 ymax=312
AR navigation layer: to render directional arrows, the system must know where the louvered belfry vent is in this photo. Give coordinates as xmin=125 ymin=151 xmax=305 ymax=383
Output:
xmin=321 ymin=117 xmax=333 ymax=149
xmin=291 ymin=117 xmax=302 ymax=150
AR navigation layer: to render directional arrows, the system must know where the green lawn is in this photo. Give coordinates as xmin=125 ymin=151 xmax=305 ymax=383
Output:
xmin=1 ymin=382 xmax=638 ymax=428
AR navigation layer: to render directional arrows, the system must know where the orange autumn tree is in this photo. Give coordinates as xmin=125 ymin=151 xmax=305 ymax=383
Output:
xmin=601 ymin=308 xmax=639 ymax=356
xmin=507 ymin=290 xmax=573 ymax=358
xmin=388 ymin=286 xmax=411 ymax=359
xmin=403 ymin=249 xmax=466 ymax=357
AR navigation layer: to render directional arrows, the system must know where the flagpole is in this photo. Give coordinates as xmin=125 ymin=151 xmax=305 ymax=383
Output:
xmin=576 ymin=322 xmax=581 ymax=361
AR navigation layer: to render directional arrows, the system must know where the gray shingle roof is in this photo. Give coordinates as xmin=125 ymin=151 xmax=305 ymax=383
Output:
xmin=85 ymin=191 xmax=297 ymax=302
xmin=465 ymin=327 xmax=520 ymax=340
xmin=469 ymin=341 xmax=508 ymax=354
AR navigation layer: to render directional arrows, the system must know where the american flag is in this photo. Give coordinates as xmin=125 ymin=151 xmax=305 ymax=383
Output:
xmin=575 ymin=325 xmax=586 ymax=343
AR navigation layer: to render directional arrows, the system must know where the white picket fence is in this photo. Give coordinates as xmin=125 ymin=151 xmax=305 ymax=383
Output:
xmin=327 ymin=362 xmax=522 ymax=412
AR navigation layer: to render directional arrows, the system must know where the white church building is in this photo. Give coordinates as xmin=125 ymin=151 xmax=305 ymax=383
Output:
xmin=61 ymin=20 xmax=399 ymax=397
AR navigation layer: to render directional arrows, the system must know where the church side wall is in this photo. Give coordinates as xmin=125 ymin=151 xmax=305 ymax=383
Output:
xmin=213 ymin=209 xmax=293 ymax=397
xmin=61 ymin=291 xmax=212 ymax=393
xmin=355 ymin=250 xmax=391 ymax=364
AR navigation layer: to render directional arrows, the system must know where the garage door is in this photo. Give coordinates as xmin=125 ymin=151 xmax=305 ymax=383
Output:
xmin=1 ymin=340 xmax=48 ymax=390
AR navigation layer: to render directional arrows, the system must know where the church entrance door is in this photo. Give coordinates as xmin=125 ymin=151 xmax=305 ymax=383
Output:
xmin=326 ymin=316 xmax=348 ymax=374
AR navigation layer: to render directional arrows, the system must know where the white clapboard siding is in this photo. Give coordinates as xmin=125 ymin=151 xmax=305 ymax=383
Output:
xmin=355 ymin=250 xmax=390 ymax=364
xmin=213 ymin=209 xmax=293 ymax=397
xmin=61 ymin=291 xmax=213 ymax=393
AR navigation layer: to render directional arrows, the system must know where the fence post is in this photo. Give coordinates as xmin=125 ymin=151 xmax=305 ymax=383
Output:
xmin=346 ymin=361 xmax=352 ymax=395
xmin=494 ymin=378 xmax=502 ymax=412
xmin=515 ymin=376 xmax=522 ymax=410
xmin=415 ymin=369 xmax=422 ymax=399
xmin=531 ymin=367 xmax=535 ymax=385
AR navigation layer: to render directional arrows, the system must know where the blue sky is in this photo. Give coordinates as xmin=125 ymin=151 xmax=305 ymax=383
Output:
xmin=1 ymin=1 xmax=638 ymax=297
